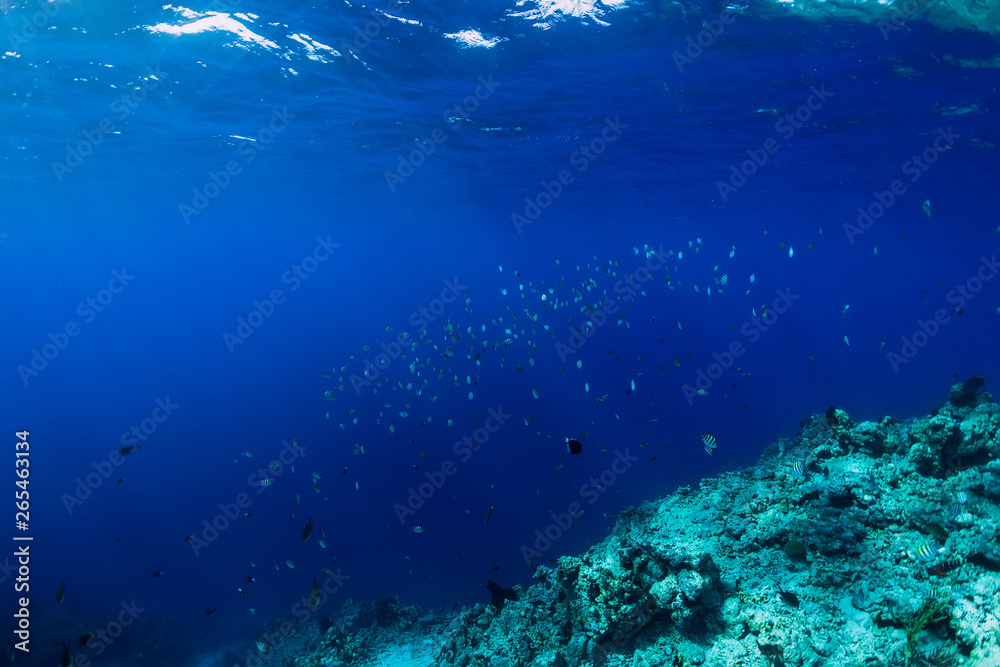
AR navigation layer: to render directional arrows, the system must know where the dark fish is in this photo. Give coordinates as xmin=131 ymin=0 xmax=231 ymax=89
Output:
xmin=825 ymin=406 xmax=837 ymax=427
xmin=484 ymin=506 xmax=494 ymax=526
xmin=931 ymin=558 xmax=962 ymax=576
xmin=60 ymin=643 xmax=72 ymax=667
xmin=118 ymin=445 xmax=139 ymax=457
xmin=309 ymin=579 xmax=320 ymax=607
xmin=151 ymin=571 xmax=164 ymax=577
xmin=78 ymin=631 xmax=93 ymax=646
xmin=777 ymin=587 xmax=799 ymax=607
xmin=487 ymin=580 xmax=519 ymax=610
xmin=302 ymin=518 xmax=315 ymax=542
xmin=246 ymin=576 xmax=255 ymax=583
xmin=205 ymin=606 xmax=217 ymax=615
xmin=648 ymin=456 xmax=658 ymax=462
xmin=566 ymin=439 xmax=583 ymax=455
xmin=56 ymin=581 xmax=66 ymax=603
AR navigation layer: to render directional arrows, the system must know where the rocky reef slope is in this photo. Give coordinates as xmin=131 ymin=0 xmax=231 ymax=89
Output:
xmin=279 ymin=376 xmax=1000 ymax=667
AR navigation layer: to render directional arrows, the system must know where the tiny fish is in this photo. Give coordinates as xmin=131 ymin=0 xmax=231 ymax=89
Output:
xmin=301 ymin=518 xmax=315 ymax=542
xmin=310 ymin=579 xmax=321 ymax=607
xmin=791 ymin=460 xmax=805 ymax=478
xmin=777 ymin=587 xmax=799 ymax=607
xmin=915 ymin=544 xmax=941 ymax=562
xmin=701 ymin=433 xmax=717 ymax=449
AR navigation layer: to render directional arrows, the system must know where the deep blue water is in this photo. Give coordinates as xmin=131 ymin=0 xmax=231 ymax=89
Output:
xmin=1 ymin=0 xmax=999 ymax=663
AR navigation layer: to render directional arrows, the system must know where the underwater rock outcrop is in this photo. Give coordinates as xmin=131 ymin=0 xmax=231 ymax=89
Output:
xmin=281 ymin=377 xmax=1000 ymax=667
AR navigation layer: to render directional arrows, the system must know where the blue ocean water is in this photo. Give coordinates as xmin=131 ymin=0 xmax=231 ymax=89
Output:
xmin=1 ymin=0 xmax=998 ymax=663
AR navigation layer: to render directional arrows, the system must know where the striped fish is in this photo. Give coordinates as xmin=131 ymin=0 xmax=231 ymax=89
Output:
xmin=915 ymin=544 xmax=941 ymax=562
xmin=791 ymin=461 xmax=805 ymax=478
xmin=701 ymin=433 xmax=717 ymax=449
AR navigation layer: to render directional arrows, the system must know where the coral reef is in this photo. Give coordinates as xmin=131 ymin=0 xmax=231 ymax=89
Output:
xmin=277 ymin=377 xmax=1000 ymax=667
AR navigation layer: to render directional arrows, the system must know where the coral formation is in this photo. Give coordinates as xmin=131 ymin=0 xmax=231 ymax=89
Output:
xmin=275 ymin=377 xmax=1000 ymax=667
